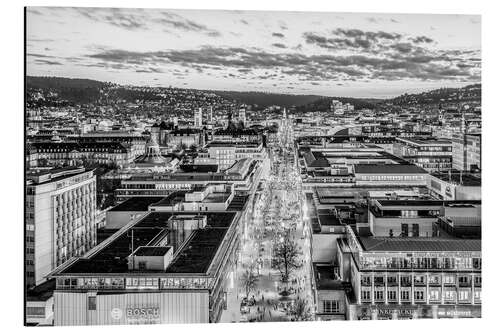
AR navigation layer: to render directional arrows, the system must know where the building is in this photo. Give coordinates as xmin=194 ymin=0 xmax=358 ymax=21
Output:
xmin=451 ymin=133 xmax=481 ymax=172
xmin=27 ymin=141 xmax=135 ymax=168
xmin=111 ymin=158 xmax=261 ymax=202
xmin=428 ymin=172 xmax=481 ymax=200
xmin=313 ymin=264 xmax=349 ymax=320
xmin=238 ymin=106 xmax=247 ymax=126
xmin=394 ymin=137 xmax=453 ymax=172
xmin=26 ymin=279 xmax=55 ymax=326
xmin=168 ymin=128 xmax=204 ymax=149
xmin=194 ymin=107 xmax=203 ymax=128
xmin=337 ymin=224 xmax=481 ymax=320
xmin=366 ymin=199 xmax=481 ymax=238
xmin=354 ymin=164 xmax=428 ymax=187
xmin=49 ymin=204 xmax=247 ymax=325
xmin=26 ymin=167 xmax=97 ymax=288
xmin=201 ymin=141 xmax=266 ymax=170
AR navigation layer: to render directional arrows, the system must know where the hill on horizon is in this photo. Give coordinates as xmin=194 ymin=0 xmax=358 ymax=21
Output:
xmin=26 ymin=76 xmax=480 ymax=109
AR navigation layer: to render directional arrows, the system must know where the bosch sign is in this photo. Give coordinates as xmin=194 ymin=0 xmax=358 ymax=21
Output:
xmin=126 ymin=307 xmax=160 ymax=319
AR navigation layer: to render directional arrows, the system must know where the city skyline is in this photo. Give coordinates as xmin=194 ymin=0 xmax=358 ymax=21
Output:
xmin=26 ymin=7 xmax=481 ymax=98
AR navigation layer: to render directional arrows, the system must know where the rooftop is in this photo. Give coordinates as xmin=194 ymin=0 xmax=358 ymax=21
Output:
xmin=132 ymin=246 xmax=171 ymax=256
xmin=60 ymin=211 xmax=237 ymax=275
xmin=313 ymin=264 xmax=345 ymax=290
xmin=355 ymin=164 xmax=427 ymax=174
xmin=431 ymin=171 xmax=481 ymax=186
xmin=359 ymin=237 xmax=481 ymax=252
xmin=26 ymin=167 xmax=92 ymax=185
xmin=108 ymin=196 xmax=165 ymax=212
xmin=318 ymin=214 xmax=342 ymax=226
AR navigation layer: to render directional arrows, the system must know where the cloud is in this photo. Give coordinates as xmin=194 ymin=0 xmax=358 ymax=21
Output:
xmin=272 ymin=32 xmax=285 ymax=38
xmin=71 ymin=8 xmax=221 ymax=36
xmin=74 ymin=7 xmax=147 ymax=30
xmin=156 ymin=12 xmax=221 ymax=36
xmin=272 ymin=43 xmax=287 ymax=49
xmin=33 ymin=59 xmax=63 ymax=66
xmin=85 ymin=45 xmax=480 ymax=83
xmin=411 ymin=36 xmax=434 ymax=44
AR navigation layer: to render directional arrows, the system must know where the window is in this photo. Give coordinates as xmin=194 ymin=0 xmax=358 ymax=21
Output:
xmin=474 ymin=276 xmax=482 ymax=286
xmin=443 ymin=275 xmax=456 ymax=284
xmin=88 ymin=296 xmax=96 ymax=310
xmin=412 ymin=224 xmax=419 ymax=237
xmin=414 ymin=275 xmax=426 ymax=284
xmin=414 ymin=290 xmax=425 ymax=301
xmin=400 ymin=290 xmax=410 ymax=301
xmin=400 ymin=276 xmax=411 ymax=286
xmin=458 ymin=290 xmax=470 ymax=302
xmin=361 ymin=275 xmax=371 ymax=285
xmin=361 ymin=290 xmax=371 ymax=301
xmin=387 ymin=290 xmax=397 ymax=301
xmin=429 ymin=289 xmax=440 ymax=301
xmin=374 ymin=290 xmax=384 ymax=301
xmin=444 ymin=290 xmax=456 ymax=301
xmin=323 ymin=300 xmax=340 ymax=313
xmin=26 ymin=307 xmax=45 ymax=317
xmin=387 ymin=276 xmax=397 ymax=284
xmin=474 ymin=290 xmax=481 ymax=301
xmin=401 ymin=224 xmax=408 ymax=237
xmin=429 ymin=275 xmax=440 ymax=284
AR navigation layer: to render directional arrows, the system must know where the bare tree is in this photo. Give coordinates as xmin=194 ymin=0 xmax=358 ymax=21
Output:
xmin=291 ymin=298 xmax=312 ymax=321
xmin=240 ymin=269 xmax=259 ymax=299
xmin=273 ymin=235 xmax=302 ymax=283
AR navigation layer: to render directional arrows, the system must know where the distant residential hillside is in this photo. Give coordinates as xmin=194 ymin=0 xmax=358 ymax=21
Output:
xmin=26 ymin=76 xmax=481 ymax=111
xmin=27 ymin=76 xmax=107 ymax=90
xmin=387 ymin=84 xmax=481 ymax=106
xmin=294 ymin=96 xmax=381 ymax=113
xmin=210 ymin=90 xmax=324 ymax=108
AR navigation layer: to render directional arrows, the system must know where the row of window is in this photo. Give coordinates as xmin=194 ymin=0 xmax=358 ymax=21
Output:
xmin=361 ymin=289 xmax=481 ymax=303
xmin=361 ymin=274 xmax=481 ymax=286
xmin=359 ymin=256 xmax=481 ymax=270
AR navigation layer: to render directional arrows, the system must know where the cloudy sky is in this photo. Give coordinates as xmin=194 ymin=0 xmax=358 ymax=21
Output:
xmin=26 ymin=7 xmax=481 ymax=98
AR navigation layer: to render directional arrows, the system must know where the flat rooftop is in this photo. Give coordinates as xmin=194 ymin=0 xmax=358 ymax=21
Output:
xmin=318 ymin=214 xmax=342 ymax=226
xmin=314 ymin=264 xmax=344 ymax=290
xmin=205 ymin=141 xmax=261 ymax=148
xmin=398 ymin=137 xmax=452 ymax=145
xmin=60 ymin=211 xmax=237 ymax=275
xmin=359 ymin=237 xmax=481 ymax=252
xmin=108 ymin=196 xmax=165 ymax=212
xmin=376 ymin=199 xmax=481 ymax=208
xmin=355 ymin=164 xmax=427 ymax=174
xmin=132 ymin=246 xmax=171 ymax=256
xmin=26 ymin=166 xmax=91 ymax=185
xmin=431 ymin=172 xmax=481 ymax=186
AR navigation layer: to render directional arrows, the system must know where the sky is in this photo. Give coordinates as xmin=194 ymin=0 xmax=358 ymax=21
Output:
xmin=26 ymin=7 xmax=481 ymax=98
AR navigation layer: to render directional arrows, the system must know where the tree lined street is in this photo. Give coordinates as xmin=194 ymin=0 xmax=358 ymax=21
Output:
xmin=221 ymin=117 xmax=314 ymax=323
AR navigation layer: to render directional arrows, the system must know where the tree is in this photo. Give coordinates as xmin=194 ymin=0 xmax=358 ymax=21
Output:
xmin=176 ymin=142 xmax=187 ymax=151
xmin=291 ymin=298 xmax=312 ymax=321
xmin=189 ymin=143 xmax=198 ymax=151
xmin=240 ymin=269 xmax=259 ymax=299
xmin=273 ymin=235 xmax=302 ymax=283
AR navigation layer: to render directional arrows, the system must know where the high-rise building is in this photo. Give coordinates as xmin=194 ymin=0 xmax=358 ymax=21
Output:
xmin=26 ymin=167 xmax=97 ymax=288
xmin=194 ymin=107 xmax=203 ymax=128
xmin=238 ymin=106 xmax=246 ymax=126
xmin=452 ymin=133 xmax=481 ymax=172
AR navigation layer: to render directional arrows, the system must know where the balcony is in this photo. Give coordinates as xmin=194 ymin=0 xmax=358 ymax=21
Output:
xmin=400 ymin=281 xmax=412 ymax=287
xmin=361 ymin=280 xmax=371 ymax=287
